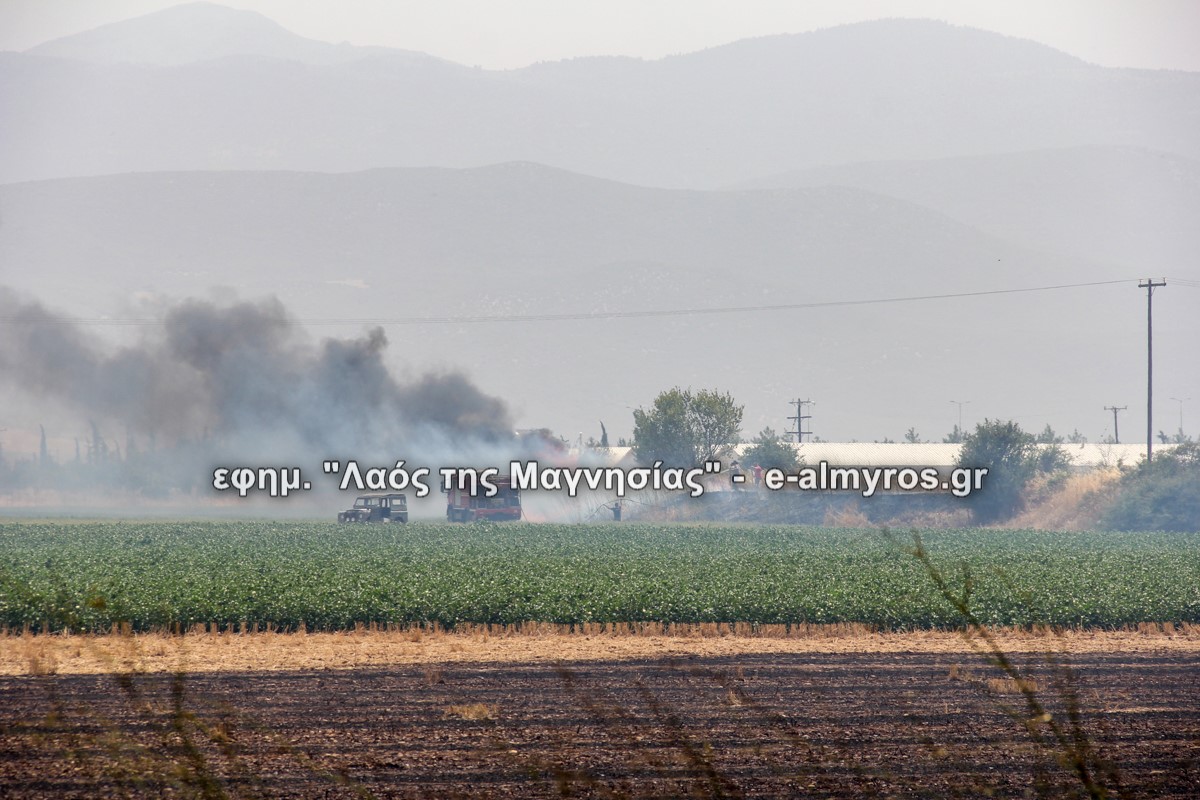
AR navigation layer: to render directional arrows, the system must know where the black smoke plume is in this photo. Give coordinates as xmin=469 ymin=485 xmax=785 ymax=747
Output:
xmin=0 ymin=289 xmax=512 ymax=468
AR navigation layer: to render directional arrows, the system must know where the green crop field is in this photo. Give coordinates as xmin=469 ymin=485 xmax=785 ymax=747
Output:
xmin=1 ymin=522 xmax=1197 ymax=632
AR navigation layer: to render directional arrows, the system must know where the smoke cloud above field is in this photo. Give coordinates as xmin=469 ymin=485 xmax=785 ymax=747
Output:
xmin=0 ymin=288 xmax=512 ymax=463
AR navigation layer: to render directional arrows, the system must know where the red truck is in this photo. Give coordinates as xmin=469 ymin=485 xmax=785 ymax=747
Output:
xmin=443 ymin=474 xmax=522 ymax=522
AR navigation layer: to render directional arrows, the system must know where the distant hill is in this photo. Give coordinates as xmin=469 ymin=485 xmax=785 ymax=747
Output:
xmin=732 ymin=146 xmax=1200 ymax=273
xmin=26 ymin=2 xmax=436 ymax=67
xmin=3 ymin=13 xmax=1198 ymax=186
xmin=3 ymin=164 xmax=1186 ymax=442
xmin=0 ymin=162 xmax=1094 ymax=311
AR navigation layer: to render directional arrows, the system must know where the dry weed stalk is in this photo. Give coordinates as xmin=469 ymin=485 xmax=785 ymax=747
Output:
xmin=423 ymin=664 xmax=445 ymax=685
xmin=823 ymin=505 xmax=873 ymax=528
xmin=987 ymin=677 xmax=1040 ymax=694
xmin=20 ymin=631 xmax=59 ymax=675
xmin=1002 ymin=469 xmax=1121 ymax=531
xmin=903 ymin=530 xmax=1123 ymax=799
xmin=443 ymin=703 xmax=498 ymax=721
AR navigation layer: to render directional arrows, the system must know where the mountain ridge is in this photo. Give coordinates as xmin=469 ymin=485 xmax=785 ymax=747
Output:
xmin=731 ymin=144 xmax=1200 ymax=272
xmin=25 ymin=2 xmax=444 ymax=68
xmin=25 ymin=6 xmax=1094 ymax=72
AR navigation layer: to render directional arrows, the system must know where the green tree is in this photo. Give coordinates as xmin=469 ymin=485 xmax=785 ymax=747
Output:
xmin=632 ymin=387 xmax=743 ymax=468
xmin=956 ymin=419 xmax=1067 ymax=524
xmin=904 ymin=427 xmax=922 ymax=443
xmin=1035 ymin=438 xmax=1073 ymax=474
xmin=1035 ymin=424 xmax=1064 ymax=444
xmin=741 ymin=427 xmax=800 ymax=471
xmin=943 ymin=424 xmax=965 ymax=444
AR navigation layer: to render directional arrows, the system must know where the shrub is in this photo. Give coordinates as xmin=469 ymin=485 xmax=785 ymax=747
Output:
xmin=957 ymin=419 xmax=1068 ymax=524
xmin=1101 ymin=442 xmax=1200 ymax=532
xmin=740 ymin=427 xmax=800 ymax=472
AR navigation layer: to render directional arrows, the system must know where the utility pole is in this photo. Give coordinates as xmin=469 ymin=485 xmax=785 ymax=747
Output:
xmin=1170 ymin=397 xmax=1190 ymax=440
xmin=1139 ymin=279 xmax=1167 ymax=462
xmin=787 ymin=398 xmax=813 ymax=443
xmin=949 ymin=400 xmax=971 ymax=435
xmin=1103 ymin=405 xmax=1127 ymax=444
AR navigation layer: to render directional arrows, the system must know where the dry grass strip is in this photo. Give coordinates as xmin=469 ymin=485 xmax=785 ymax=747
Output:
xmin=1 ymin=622 xmax=1198 ymax=676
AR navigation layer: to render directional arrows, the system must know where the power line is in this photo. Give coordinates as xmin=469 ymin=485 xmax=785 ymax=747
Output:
xmin=0 ymin=279 xmax=1138 ymax=327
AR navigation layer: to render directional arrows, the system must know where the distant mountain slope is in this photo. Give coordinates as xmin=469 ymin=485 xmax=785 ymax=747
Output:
xmin=0 ymin=162 xmax=1089 ymax=311
xmin=25 ymin=2 xmax=434 ymax=67
xmin=733 ymin=146 xmax=1200 ymax=273
xmin=4 ymin=16 xmax=1198 ymax=186
xmin=5 ymin=164 xmax=1187 ymax=442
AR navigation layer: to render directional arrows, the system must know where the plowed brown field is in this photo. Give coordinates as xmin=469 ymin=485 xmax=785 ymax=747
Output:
xmin=1 ymin=631 xmax=1197 ymax=798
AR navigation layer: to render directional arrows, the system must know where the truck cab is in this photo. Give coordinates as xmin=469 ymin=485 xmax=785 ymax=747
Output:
xmin=443 ymin=475 xmax=521 ymax=522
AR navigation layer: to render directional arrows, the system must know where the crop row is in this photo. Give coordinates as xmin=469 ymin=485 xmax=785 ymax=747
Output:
xmin=1 ymin=522 xmax=1198 ymax=632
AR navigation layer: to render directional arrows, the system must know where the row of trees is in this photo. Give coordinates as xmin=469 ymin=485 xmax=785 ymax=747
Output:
xmin=0 ymin=432 xmax=206 ymax=496
xmin=925 ymin=424 xmax=1189 ymax=445
xmin=626 ymin=386 xmax=1196 ymax=528
xmin=625 ymin=385 xmax=1179 ymax=459
xmin=935 ymin=423 xmax=1088 ymax=445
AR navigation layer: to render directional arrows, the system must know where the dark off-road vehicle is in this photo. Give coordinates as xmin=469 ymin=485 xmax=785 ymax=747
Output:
xmin=337 ymin=493 xmax=409 ymax=523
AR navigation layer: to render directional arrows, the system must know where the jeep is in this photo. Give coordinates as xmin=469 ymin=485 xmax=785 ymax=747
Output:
xmin=337 ymin=492 xmax=408 ymax=523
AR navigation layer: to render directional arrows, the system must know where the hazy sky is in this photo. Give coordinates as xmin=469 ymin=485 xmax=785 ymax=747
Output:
xmin=4 ymin=0 xmax=1200 ymax=71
